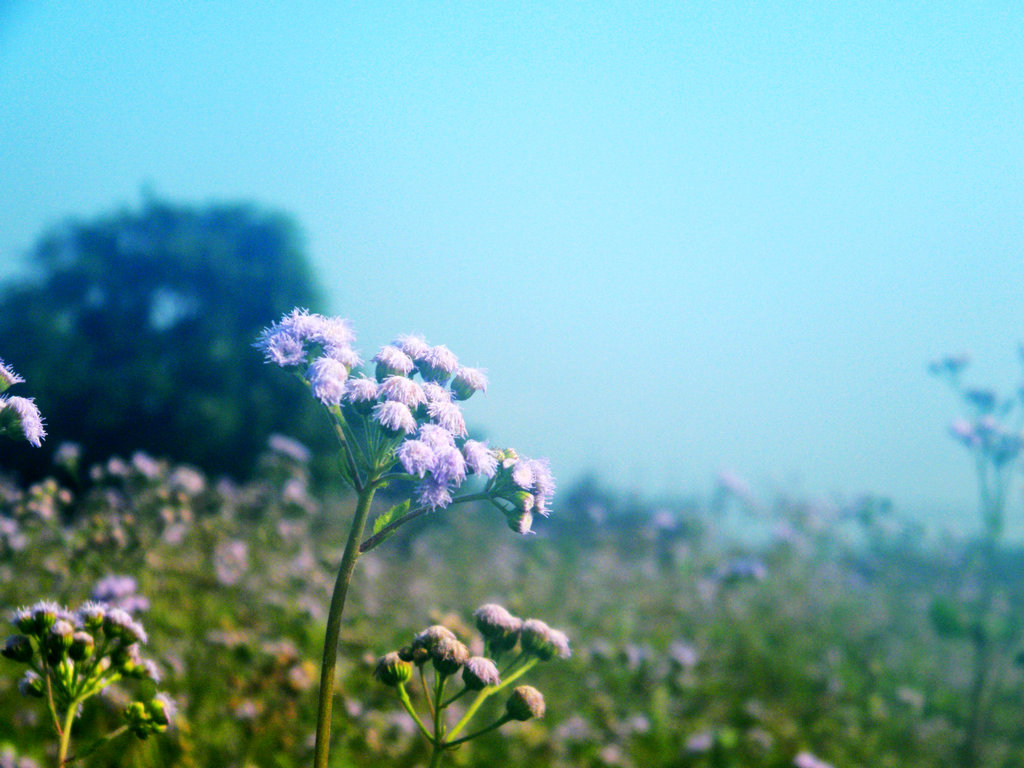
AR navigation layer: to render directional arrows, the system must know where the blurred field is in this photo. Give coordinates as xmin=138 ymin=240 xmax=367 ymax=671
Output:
xmin=2 ymin=446 xmax=1023 ymax=768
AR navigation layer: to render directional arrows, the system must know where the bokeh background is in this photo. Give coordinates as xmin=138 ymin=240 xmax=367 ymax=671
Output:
xmin=2 ymin=4 xmax=1024 ymax=768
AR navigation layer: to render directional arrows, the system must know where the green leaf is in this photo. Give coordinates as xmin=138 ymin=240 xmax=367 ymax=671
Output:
xmin=373 ymin=499 xmax=410 ymax=536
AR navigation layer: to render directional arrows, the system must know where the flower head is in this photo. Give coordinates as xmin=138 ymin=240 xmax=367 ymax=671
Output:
xmin=418 ymin=345 xmax=459 ymax=383
xmin=0 ymin=359 xmax=25 ymax=393
xmin=255 ymin=309 xmax=357 ymax=369
xmin=462 ymin=656 xmax=500 ymax=689
xmin=0 ymin=396 xmax=46 ymax=447
xmin=419 ymin=424 xmax=456 ymax=450
xmin=426 ymin=400 xmax=467 ymax=436
xmin=307 ymin=356 xmax=350 ymax=406
xmin=506 ymin=685 xmax=545 ymax=721
xmin=451 ymin=366 xmax=487 ymax=400
xmin=393 ymin=334 xmax=431 ymax=361
xmin=373 ymin=401 xmax=417 ymax=435
xmin=397 ymin=439 xmax=435 ymax=478
xmin=374 ymin=345 xmax=415 ymax=379
xmin=344 ymin=375 xmax=379 ymax=407
xmin=379 ymin=376 xmax=426 ymax=408
xmin=463 ymin=440 xmax=498 ymax=478
xmin=431 ymin=446 xmax=467 ymax=486
xmin=416 ymin=476 xmax=453 ymax=509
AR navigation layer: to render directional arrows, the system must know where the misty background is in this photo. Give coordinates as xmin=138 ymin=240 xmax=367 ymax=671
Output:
xmin=2 ymin=2 xmax=1022 ymax=535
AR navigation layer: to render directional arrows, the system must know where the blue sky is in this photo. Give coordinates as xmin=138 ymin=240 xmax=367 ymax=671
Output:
xmin=2 ymin=2 xmax=1023 ymax=533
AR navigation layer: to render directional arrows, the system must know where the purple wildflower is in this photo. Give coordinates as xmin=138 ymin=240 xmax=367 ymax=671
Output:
xmin=306 ymin=356 xmax=349 ymax=406
xmin=255 ymin=309 xmax=358 ymax=368
xmin=0 ymin=396 xmax=46 ymax=447
xmin=451 ymin=366 xmax=488 ymax=400
xmin=422 ymin=382 xmax=452 ymax=403
xmin=397 ymin=439 xmax=435 ymax=478
xmin=393 ymin=333 xmax=431 ymax=360
xmin=0 ymin=359 xmax=24 ymax=392
xmin=463 ymin=440 xmax=498 ymax=478
xmin=374 ymin=345 xmax=415 ymax=378
xmin=418 ymin=345 xmax=459 ymax=382
xmin=379 ymin=376 xmax=426 ymax=408
xmin=426 ymin=400 xmax=467 ymax=436
xmin=511 ymin=459 xmax=535 ymax=490
xmin=344 ymin=375 xmax=379 ymax=405
xmin=419 ymin=424 xmax=456 ymax=450
xmin=432 ymin=446 xmax=467 ymax=485
xmin=527 ymin=458 xmax=555 ymax=515
xmin=417 ymin=476 xmax=453 ymax=509
xmin=373 ymin=401 xmax=417 ymax=434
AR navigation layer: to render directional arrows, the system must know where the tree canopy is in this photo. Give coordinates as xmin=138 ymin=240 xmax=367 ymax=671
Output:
xmin=0 ymin=198 xmax=333 ymax=479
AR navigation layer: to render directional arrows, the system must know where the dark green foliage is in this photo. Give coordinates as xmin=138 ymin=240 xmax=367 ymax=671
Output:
xmin=0 ymin=198 xmax=331 ymax=479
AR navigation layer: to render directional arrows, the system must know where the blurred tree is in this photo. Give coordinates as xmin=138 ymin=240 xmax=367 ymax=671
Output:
xmin=0 ymin=197 xmax=333 ymax=479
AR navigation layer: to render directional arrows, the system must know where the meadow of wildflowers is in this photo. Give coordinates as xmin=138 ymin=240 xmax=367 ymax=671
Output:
xmin=3 ymin=340 xmax=1024 ymax=767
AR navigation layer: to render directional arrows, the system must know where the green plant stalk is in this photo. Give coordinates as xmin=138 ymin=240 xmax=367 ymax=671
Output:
xmin=445 ymin=658 xmax=538 ymax=741
xmin=961 ymin=454 xmax=1008 ymax=768
xmin=396 ymin=683 xmax=433 ymax=742
xmin=312 ymin=485 xmax=376 ymax=768
xmin=428 ymin=673 xmax=448 ymax=768
xmin=57 ymin=699 xmax=79 ymax=766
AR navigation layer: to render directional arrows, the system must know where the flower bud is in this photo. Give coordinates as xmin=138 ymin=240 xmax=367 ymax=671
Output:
xmin=411 ymin=625 xmax=457 ymax=657
xmin=18 ymin=670 xmax=45 ymax=698
xmin=147 ymin=694 xmax=176 ymax=729
xmin=505 ymin=685 xmax=545 ymax=721
xmin=506 ymin=508 xmax=534 ymax=535
xmin=397 ymin=644 xmax=429 ymax=665
xmin=373 ymin=651 xmax=413 ymax=686
xmin=520 ymin=619 xmax=571 ymax=661
xmin=77 ymin=602 xmax=106 ymax=631
xmin=46 ymin=619 xmax=74 ymax=663
xmin=473 ymin=604 xmax=522 ymax=653
xmin=2 ymin=634 xmax=33 ymax=663
xmin=462 ymin=656 xmax=500 ymax=690
xmin=431 ymin=636 xmax=470 ymax=676
xmin=69 ymin=631 xmax=95 ymax=661
xmin=30 ymin=602 xmax=60 ymax=634
xmin=450 ymin=366 xmax=487 ymax=401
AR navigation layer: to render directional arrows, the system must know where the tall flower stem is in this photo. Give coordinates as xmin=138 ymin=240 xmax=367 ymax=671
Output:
xmin=313 ymin=485 xmax=377 ymax=768
xmin=57 ymin=700 xmax=78 ymax=766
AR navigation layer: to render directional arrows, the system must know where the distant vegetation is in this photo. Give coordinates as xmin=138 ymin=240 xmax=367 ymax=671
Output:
xmin=0 ymin=198 xmax=332 ymax=480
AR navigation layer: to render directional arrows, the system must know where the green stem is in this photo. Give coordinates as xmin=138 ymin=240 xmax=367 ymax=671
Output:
xmin=57 ymin=701 xmax=78 ymax=766
xmin=396 ymin=683 xmax=434 ymax=742
xmin=446 ymin=658 xmax=538 ymax=741
xmin=443 ymin=714 xmax=512 ymax=748
xmin=359 ymin=493 xmax=490 ymax=554
xmin=312 ymin=485 xmax=377 ymax=768
xmin=63 ymin=724 xmax=129 ymax=765
xmin=428 ymin=673 xmax=448 ymax=768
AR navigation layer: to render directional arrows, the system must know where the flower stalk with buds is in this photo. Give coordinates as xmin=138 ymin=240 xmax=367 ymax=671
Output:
xmin=373 ymin=606 xmax=569 ymax=767
xmin=2 ymin=600 xmax=172 ymax=766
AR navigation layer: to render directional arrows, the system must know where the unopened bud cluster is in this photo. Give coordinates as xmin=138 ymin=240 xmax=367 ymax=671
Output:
xmin=371 ymin=604 xmax=570 ymax=765
xmin=2 ymin=599 xmax=173 ymax=744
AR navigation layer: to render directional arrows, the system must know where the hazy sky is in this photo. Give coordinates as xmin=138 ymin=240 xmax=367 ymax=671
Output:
xmin=2 ymin=2 xmax=1023 ymax=533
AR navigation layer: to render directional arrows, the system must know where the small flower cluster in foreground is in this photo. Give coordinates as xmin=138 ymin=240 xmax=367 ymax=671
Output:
xmin=256 ymin=309 xmax=554 ymax=533
xmin=0 ymin=358 xmax=44 ymax=447
xmin=372 ymin=604 xmax=570 ymax=766
xmin=2 ymin=599 xmax=173 ymax=761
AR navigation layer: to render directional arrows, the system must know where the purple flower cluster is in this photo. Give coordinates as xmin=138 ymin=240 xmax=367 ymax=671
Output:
xmin=257 ymin=310 xmax=554 ymax=530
